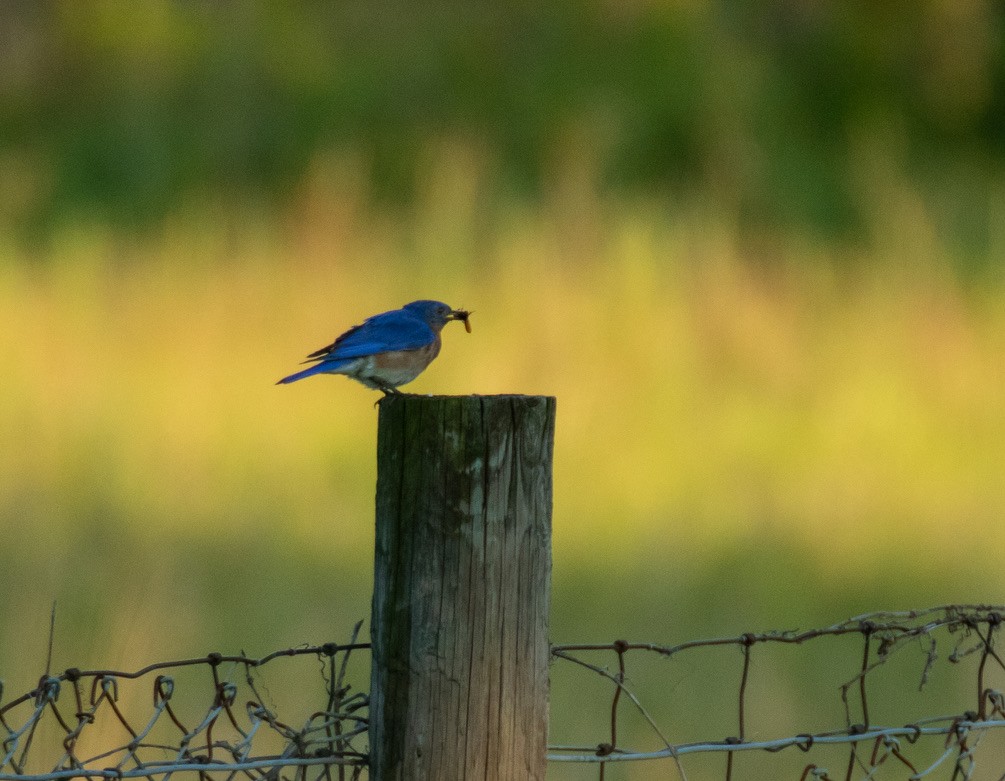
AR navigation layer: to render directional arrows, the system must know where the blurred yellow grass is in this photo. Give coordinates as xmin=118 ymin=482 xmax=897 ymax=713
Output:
xmin=2 ymin=194 xmax=1004 ymax=781
xmin=2 ymin=198 xmax=1003 ymax=575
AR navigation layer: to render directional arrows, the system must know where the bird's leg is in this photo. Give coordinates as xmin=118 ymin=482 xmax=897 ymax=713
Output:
xmin=373 ymin=383 xmax=401 ymax=408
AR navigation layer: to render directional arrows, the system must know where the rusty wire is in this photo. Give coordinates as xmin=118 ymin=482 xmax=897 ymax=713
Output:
xmin=3 ymin=606 xmax=1004 ymax=780
xmin=0 ymin=624 xmax=369 ymax=781
xmin=549 ymin=604 xmax=1005 ymax=780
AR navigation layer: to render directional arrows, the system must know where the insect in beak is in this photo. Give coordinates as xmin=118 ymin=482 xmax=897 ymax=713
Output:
xmin=452 ymin=309 xmax=472 ymax=333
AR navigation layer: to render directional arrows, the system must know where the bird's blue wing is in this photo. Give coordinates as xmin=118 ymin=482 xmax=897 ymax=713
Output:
xmin=306 ymin=309 xmax=435 ymax=362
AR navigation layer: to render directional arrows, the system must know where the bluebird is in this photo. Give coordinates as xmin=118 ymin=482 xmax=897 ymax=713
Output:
xmin=277 ymin=300 xmax=471 ymax=394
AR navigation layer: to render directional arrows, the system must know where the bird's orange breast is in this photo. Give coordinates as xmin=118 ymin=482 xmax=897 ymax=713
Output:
xmin=366 ymin=339 xmax=442 ymax=386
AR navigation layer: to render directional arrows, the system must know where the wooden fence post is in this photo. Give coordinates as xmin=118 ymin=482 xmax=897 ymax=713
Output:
xmin=370 ymin=394 xmax=555 ymax=780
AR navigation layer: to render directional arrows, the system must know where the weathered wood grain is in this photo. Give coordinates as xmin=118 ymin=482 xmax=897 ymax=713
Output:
xmin=370 ymin=394 xmax=555 ymax=781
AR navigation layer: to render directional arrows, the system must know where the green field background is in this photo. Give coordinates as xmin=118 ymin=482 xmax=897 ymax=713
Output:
xmin=2 ymin=3 xmax=1005 ymax=778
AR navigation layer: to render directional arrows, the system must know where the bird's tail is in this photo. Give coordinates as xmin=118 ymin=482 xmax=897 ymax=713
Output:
xmin=276 ymin=362 xmax=337 ymax=385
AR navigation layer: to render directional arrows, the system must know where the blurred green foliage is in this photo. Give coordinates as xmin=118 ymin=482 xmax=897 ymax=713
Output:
xmin=2 ymin=5 xmax=1005 ymax=776
xmin=2 ymin=0 xmax=1004 ymax=255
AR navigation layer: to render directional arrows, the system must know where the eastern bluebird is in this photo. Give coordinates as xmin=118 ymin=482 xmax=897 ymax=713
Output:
xmin=277 ymin=300 xmax=471 ymax=394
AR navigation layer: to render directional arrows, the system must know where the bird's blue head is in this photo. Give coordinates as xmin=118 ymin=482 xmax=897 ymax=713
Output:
xmin=403 ymin=300 xmax=471 ymax=332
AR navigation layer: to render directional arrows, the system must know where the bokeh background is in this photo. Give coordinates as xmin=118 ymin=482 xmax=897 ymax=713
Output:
xmin=2 ymin=2 xmax=1004 ymax=778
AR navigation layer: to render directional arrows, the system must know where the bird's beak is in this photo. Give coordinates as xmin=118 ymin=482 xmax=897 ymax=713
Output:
xmin=450 ymin=309 xmax=473 ymax=333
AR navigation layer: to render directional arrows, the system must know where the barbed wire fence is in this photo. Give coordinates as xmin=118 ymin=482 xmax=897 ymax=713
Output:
xmin=0 ymin=622 xmax=371 ymax=781
xmin=2 ymin=605 xmax=1003 ymax=780
xmin=549 ymin=604 xmax=1005 ymax=780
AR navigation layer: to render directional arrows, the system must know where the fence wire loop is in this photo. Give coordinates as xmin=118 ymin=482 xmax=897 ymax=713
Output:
xmin=34 ymin=680 xmax=59 ymax=708
xmin=151 ymin=677 xmax=172 ymax=705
